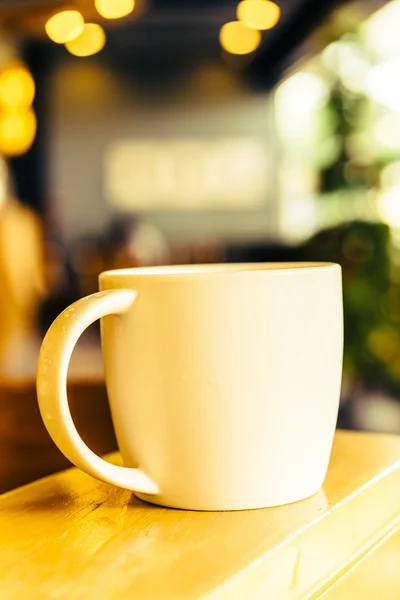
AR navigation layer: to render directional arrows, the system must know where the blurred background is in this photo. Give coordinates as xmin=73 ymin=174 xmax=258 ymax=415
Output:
xmin=0 ymin=0 xmax=400 ymax=488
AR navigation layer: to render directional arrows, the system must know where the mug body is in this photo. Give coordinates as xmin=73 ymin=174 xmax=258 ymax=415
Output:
xmin=99 ymin=263 xmax=343 ymax=510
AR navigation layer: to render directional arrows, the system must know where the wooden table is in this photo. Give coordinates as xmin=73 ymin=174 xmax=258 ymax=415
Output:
xmin=0 ymin=430 xmax=399 ymax=599
xmin=321 ymin=529 xmax=400 ymax=599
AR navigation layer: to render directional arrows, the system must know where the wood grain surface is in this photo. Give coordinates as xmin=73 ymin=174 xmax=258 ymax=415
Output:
xmin=319 ymin=528 xmax=400 ymax=599
xmin=0 ymin=430 xmax=398 ymax=599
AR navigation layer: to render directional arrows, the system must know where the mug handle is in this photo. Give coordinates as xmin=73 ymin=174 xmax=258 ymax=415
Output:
xmin=36 ymin=289 xmax=159 ymax=495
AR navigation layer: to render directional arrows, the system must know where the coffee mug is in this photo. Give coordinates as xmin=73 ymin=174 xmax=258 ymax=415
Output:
xmin=37 ymin=263 xmax=343 ymax=511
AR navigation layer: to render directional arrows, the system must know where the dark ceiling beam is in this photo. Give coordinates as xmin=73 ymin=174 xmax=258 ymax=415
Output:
xmin=245 ymin=0 xmax=345 ymax=89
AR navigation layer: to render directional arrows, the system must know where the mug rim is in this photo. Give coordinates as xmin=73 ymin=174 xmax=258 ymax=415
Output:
xmin=100 ymin=262 xmax=340 ymax=280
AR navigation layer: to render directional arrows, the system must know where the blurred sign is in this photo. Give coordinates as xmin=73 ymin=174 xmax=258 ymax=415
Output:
xmin=104 ymin=138 xmax=270 ymax=211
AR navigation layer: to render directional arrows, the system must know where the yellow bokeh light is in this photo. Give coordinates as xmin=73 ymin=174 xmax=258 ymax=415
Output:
xmin=45 ymin=10 xmax=84 ymax=44
xmin=219 ymin=21 xmax=261 ymax=55
xmin=0 ymin=109 xmax=37 ymax=156
xmin=237 ymin=0 xmax=280 ymax=31
xmin=95 ymin=0 xmax=135 ymax=19
xmin=65 ymin=24 xmax=106 ymax=57
xmin=0 ymin=64 xmax=35 ymax=109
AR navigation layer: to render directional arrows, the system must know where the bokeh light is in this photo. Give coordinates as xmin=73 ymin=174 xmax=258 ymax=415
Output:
xmin=373 ymin=113 xmax=400 ymax=151
xmin=366 ymin=57 xmax=400 ymax=111
xmin=237 ymin=0 xmax=280 ymax=31
xmin=362 ymin=0 xmax=400 ymax=60
xmin=322 ymin=41 xmax=370 ymax=94
xmin=65 ymin=24 xmax=106 ymax=57
xmin=276 ymin=72 xmax=327 ymax=115
xmin=0 ymin=109 xmax=37 ymax=156
xmin=219 ymin=21 xmax=261 ymax=55
xmin=377 ymin=188 xmax=400 ymax=228
xmin=45 ymin=10 xmax=84 ymax=44
xmin=95 ymin=0 xmax=135 ymax=20
xmin=275 ymin=72 xmax=328 ymax=143
xmin=0 ymin=64 xmax=35 ymax=109
xmin=381 ymin=162 xmax=400 ymax=188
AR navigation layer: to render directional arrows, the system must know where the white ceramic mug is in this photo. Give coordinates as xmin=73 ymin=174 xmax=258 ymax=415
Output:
xmin=37 ymin=263 xmax=343 ymax=511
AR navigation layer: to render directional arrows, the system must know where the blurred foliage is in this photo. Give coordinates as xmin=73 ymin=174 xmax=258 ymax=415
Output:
xmin=319 ymin=83 xmax=377 ymax=193
xmin=301 ymin=220 xmax=400 ymax=396
xmin=305 ymin=11 xmax=400 ymax=397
